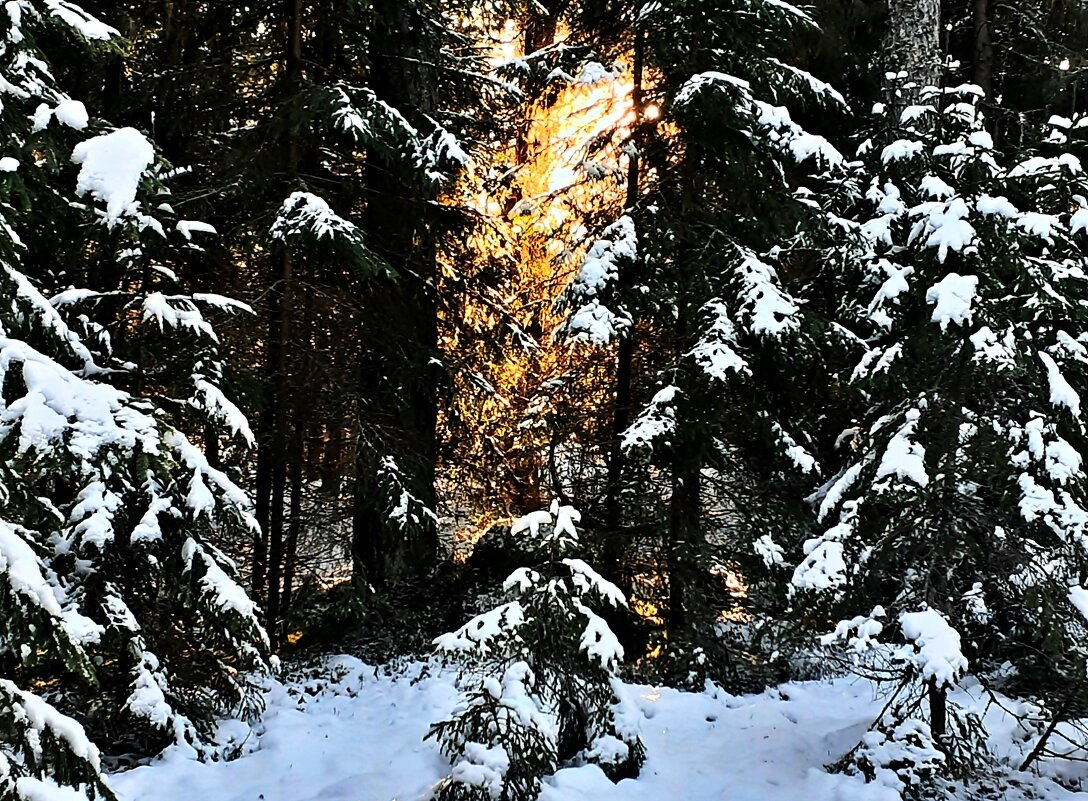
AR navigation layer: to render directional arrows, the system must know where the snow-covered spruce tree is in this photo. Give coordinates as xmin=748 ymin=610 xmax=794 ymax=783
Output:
xmin=558 ymin=0 xmax=851 ymax=677
xmin=429 ymin=502 xmax=644 ymax=800
xmin=0 ymin=0 xmax=270 ymax=774
xmin=791 ymin=80 xmax=1088 ymax=790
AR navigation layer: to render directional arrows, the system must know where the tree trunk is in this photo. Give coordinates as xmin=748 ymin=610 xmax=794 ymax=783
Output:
xmin=252 ymin=419 xmax=271 ymax=601
xmin=265 ymin=0 xmax=303 ymax=634
xmin=883 ymin=0 xmax=941 ymax=90
xmin=513 ymin=4 xmax=562 ymax=169
xmin=266 ymin=452 xmax=286 ymax=635
xmin=353 ymin=0 xmax=441 ymax=590
xmin=972 ymin=0 xmax=994 ymax=98
xmin=928 ymin=678 xmax=948 ymax=743
xmin=666 ymin=442 xmax=701 ymax=631
xmin=603 ymin=32 xmax=644 ymax=586
xmin=280 ymin=426 xmax=304 ymax=640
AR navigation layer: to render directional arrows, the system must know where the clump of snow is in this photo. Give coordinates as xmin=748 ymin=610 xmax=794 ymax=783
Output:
xmin=54 ymin=98 xmax=88 ymax=129
xmin=690 ymin=300 xmax=749 ymax=381
xmin=622 ymin=386 xmax=678 ymax=452
xmin=575 ymin=62 xmax=614 ymax=85
xmin=71 ymin=127 xmax=155 ymax=226
xmin=976 ymin=194 xmax=1018 ymax=218
xmin=563 ymin=558 xmax=626 ymax=608
xmin=875 ymin=409 xmax=928 ymax=488
xmin=271 ymin=191 xmax=360 ymax=242
xmin=754 ymin=534 xmax=786 ymax=567
xmin=573 ymin=598 xmax=625 ymax=668
xmin=921 ymin=199 xmax=975 ymax=262
xmin=1038 ymin=352 xmax=1081 ymax=418
xmin=433 ymin=601 xmax=526 ymax=654
xmin=792 ymin=500 xmax=855 ymax=594
xmin=46 ymin=0 xmax=118 ymax=40
xmin=176 ymin=220 xmax=216 ymax=240
xmin=510 ymin=499 xmax=582 ymax=546
xmin=675 ymin=71 xmax=751 ymax=107
xmin=1069 ymin=586 xmax=1088 ymax=624
xmin=898 ymin=609 xmax=968 ymax=688
xmin=881 ymin=139 xmax=923 ymax=163
xmin=561 ymin=217 xmax=636 ymax=346
xmin=918 ymin=175 xmax=953 ymax=199
xmin=449 ymin=740 xmax=510 ymax=799
xmin=926 ymin=273 xmax=978 ymax=330
xmin=0 ymin=518 xmax=65 ymax=618
xmin=181 ymin=538 xmax=258 ymax=618
xmin=737 ymin=250 xmax=800 ymax=337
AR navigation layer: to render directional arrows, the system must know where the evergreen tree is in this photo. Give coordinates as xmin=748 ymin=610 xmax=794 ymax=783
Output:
xmin=430 ymin=501 xmax=644 ymax=801
xmin=794 ymin=81 xmax=1088 ymax=790
xmin=0 ymin=0 xmax=270 ymax=782
xmin=61 ymin=1 xmax=490 ymax=635
xmin=557 ymin=0 xmax=849 ymax=672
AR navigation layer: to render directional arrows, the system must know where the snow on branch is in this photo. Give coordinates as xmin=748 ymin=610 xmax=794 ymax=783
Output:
xmin=735 ymin=248 xmax=802 ymax=337
xmin=622 ymin=385 xmax=678 ymax=452
xmin=557 ymin=216 xmax=636 ymax=346
xmin=433 ymin=601 xmax=527 ymax=655
xmin=898 ymin=609 xmax=968 ymax=688
xmin=511 ymin=499 xmax=582 ymax=547
xmin=71 ymin=127 xmax=155 ymax=226
xmin=1039 ymin=352 xmax=1081 ymax=419
xmin=271 ymin=191 xmax=364 ymax=244
xmin=43 ymin=0 xmax=117 ymax=40
xmin=689 ymin=300 xmax=750 ymax=381
xmin=328 ymin=85 xmax=468 ymax=187
xmin=874 ymin=409 xmax=928 ymax=490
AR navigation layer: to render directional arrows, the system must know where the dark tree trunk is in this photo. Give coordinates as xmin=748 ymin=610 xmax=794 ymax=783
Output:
xmin=603 ymin=33 xmax=644 ymax=587
xmin=266 ymin=454 xmax=286 ymax=634
xmin=280 ymin=427 xmax=304 ymax=639
xmin=513 ymin=4 xmax=562 ymax=168
xmin=666 ymin=443 xmax=701 ymax=631
xmin=252 ymin=430 xmax=270 ymax=600
xmin=203 ymin=424 xmax=220 ymax=469
xmin=264 ymin=0 xmax=303 ymax=634
xmin=353 ymin=0 xmax=441 ymax=589
xmin=972 ymin=0 xmax=994 ymax=98
xmin=928 ymin=679 xmax=948 ymax=743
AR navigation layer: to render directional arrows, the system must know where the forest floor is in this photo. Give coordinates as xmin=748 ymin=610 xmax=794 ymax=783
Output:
xmin=109 ymin=655 xmax=1088 ymax=801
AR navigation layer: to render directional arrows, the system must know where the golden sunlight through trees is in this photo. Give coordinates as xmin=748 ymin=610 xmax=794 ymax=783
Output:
xmin=442 ymin=18 xmax=636 ymax=551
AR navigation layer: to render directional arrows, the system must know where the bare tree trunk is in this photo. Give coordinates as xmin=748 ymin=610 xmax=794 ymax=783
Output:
xmin=883 ymin=0 xmax=941 ymax=90
xmin=353 ymin=0 xmax=441 ymax=590
xmin=603 ymin=33 xmax=644 ymax=587
xmin=266 ymin=0 xmax=303 ymax=636
xmin=972 ymin=0 xmax=994 ymax=97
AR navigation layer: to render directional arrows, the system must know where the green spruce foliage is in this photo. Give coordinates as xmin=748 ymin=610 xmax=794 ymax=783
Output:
xmin=0 ymin=3 xmax=270 ymax=795
xmin=429 ymin=502 xmax=644 ymax=801
xmin=796 ymin=79 xmax=1088 ymax=790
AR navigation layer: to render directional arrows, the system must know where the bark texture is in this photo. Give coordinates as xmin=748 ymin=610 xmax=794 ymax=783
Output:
xmin=883 ymin=0 xmax=941 ymax=88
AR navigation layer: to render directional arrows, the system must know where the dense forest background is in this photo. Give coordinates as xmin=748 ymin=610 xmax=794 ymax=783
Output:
xmin=58 ymin=0 xmax=1088 ymax=642
xmin=6 ymin=1 xmax=1088 ymax=800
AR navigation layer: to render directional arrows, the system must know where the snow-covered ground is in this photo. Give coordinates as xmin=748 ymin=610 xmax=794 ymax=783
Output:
xmin=109 ymin=656 xmax=1088 ymax=801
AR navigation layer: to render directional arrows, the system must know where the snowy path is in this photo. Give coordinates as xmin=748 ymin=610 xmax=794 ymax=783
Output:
xmin=109 ymin=657 xmax=1088 ymax=801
